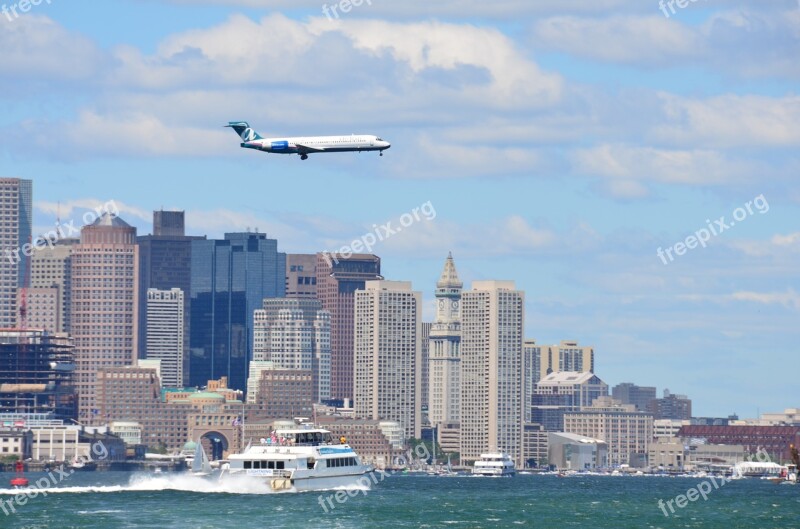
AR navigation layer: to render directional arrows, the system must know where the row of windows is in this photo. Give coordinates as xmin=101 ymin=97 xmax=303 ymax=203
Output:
xmin=243 ymin=460 xmax=285 ymax=470
xmin=328 ymin=457 xmax=357 ymax=468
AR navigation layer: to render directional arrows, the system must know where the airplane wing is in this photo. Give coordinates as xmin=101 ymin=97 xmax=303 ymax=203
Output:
xmin=294 ymin=143 xmax=326 ymax=154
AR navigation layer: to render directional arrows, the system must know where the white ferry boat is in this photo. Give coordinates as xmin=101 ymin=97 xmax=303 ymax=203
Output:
xmin=472 ymin=453 xmax=516 ymax=477
xmin=226 ymin=427 xmax=373 ymax=492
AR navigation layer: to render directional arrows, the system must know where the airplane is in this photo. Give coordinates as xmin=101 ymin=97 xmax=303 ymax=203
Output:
xmin=226 ymin=121 xmax=391 ymax=161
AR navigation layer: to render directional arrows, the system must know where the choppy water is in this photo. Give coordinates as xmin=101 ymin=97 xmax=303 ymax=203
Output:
xmin=0 ymin=471 xmax=797 ymax=529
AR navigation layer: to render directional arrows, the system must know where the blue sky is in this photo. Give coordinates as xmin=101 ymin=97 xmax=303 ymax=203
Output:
xmin=2 ymin=0 xmax=799 ymax=417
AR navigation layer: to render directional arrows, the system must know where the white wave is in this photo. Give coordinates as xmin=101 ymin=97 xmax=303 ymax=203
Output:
xmin=0 ymin=473 xmax=279 ymax=496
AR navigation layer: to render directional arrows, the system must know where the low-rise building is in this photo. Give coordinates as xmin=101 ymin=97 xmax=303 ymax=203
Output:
xmin=96 ymin=366 xmax=255 ymax=456
xmin=548 ymin=432 xmax=608 ymax=470
xmin=437 ymin=422 xmax=461 ymax=457
xmin=687 ymin=444 xmax=747 ymax=467
xmin=759 ymin=408 xmax=800 ymax=426
xmin=677 ymin=425 xmax=800 ymax=462
xmin=648 ymin=438 xmax=686 ymax=469
xmin=564 ymin=397 xmax=653 ymax=468
xmin=531 ymin=371 xmax=608 ymax=431
xmin=654 ymin=419 xmax=691 ymax=439
xmin=522 ymin=423 xmax=550 ymax=468
xmin=0 ymin=430 xmax=32 ymax=459
xmin=109 ymin=422 xmax=142 ymax=446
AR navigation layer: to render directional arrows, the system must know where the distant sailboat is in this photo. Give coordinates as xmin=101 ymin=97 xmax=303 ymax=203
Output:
xmin=192 ymin=442 xmax=213 ymax=476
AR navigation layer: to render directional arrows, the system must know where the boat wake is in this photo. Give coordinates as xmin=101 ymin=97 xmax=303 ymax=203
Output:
xmin=0 ymin=473 xmax=278 ymax=496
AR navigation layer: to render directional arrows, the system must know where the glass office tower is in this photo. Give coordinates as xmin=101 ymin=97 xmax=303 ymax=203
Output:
xmin=189 ymin=233 xmax=285 ymax=391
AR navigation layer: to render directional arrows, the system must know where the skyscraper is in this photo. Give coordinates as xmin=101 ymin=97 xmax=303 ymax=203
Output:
xmin=137 ymin=211 xmax=205 ymax=384
xmin=189 ymin=232 xmax=286 ymax=392
xmin=429 ymin=253 xmax=462 ymax=434
xmin=285 ymin=254 xmax=318 ymax=299
xmin=146 ymin=288 xmax=185 ymax=388
xmin=523 ymin=339 xmax=596 ymax=423
xmin=420 ymin=321 xmax=431 ymax=425
xmin=315 ymin=253 xmax=382 ymax=402
xmin=354 ymin=280 xmax=422 ymax=439
xmin=251 ymin=297 xmax=331 ymax=403
xmin=460 ymin=281 xmax=525 ymax=466
xmin=524 ymin=339 xmax=595 ymax=385
xmin=612 ymin=382 xmax=657 ymax=412
xmin=31 ymin=239 xmax=78 ymax=334
xmin=71 ymin=213 xmax=139 ymax=422
xmin=0 ymin=178 xmax=32 ymax=328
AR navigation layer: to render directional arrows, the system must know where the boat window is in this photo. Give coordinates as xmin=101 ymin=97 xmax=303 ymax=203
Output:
xmin=244 ymin=461 xmax=252 ymax=469
xmin=276 ymin=461 xmax=284 ymax=470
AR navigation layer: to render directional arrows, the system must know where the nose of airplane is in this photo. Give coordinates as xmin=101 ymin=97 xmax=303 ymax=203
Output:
xmin=382 ymin=140 xmax=391 ymax=150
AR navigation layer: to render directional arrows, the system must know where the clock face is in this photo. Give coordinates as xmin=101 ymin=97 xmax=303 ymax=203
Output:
xmin=451 ymin=300 xmax=459 ymax=310
xmin=438 ymin=299 xmax=445 ymax=309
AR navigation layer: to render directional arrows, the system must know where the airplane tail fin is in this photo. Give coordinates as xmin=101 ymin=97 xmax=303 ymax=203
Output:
xmin=226 ymin=121 xmax=264 ymax=142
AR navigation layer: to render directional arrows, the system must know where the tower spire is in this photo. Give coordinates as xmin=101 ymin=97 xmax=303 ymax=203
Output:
xmin=437 ymin=252 xmax=462 ymax=290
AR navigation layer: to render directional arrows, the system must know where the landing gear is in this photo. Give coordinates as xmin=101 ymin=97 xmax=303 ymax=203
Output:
xmin=380 ymin=151 xmax=384 ymax=157
xmin=300 ymin=154 xmax=308 ymax=161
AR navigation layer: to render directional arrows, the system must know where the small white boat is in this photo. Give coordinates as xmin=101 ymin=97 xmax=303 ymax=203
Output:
xmin=225 ymin=427 xmax=373 ymax=492
xmin=732 ymin=461 xmax=786 ymax=478
xmin=192 ymin=442 xmax=213 ymax=476
xmin=472 ymin=453 xmax=515 ymax=477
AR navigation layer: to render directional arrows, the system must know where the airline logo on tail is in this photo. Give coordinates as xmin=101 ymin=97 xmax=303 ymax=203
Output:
xmin=227 ymin=121 xmax=263 ymax=142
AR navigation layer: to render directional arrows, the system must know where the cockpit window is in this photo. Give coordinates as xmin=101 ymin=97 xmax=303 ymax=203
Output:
xmin=376 ymin=138 xmax=383 ymax=141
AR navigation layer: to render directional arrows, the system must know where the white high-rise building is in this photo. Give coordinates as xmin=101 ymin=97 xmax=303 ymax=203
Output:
xmin=145 ymin=288 xmax=184 ymax=388
xmin=354 ymin=280 xmax=422 ymax=439
xmin=0 ymin=178 xmax=32 ymax=328
xmin=460 ymin=280 xmax=525 ymax=467
xmin=429 ymin=253 xmax=462 ymax=436
xmin=251 ymin=298 xmax=331 ymax=403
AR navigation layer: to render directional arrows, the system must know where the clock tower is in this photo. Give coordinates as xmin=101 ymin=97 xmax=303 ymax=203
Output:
xmin=429 ymin=253 xmax=463 ymax=446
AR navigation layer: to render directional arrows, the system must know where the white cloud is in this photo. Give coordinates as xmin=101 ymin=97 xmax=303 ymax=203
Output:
xmin=654 ymin=94 xmax=800 ymax=149
xmin=731 ymin=289 xmax=800 ymax=310
xmin=572 ymin=144 xmax=759 ymax=197
xmin=0 ymin=15 xmax=105 ymax=85
xmin=530 ymin=4 xmax=800 ymax=79
xmin=533 ymin=15 xmax=701 ymax=65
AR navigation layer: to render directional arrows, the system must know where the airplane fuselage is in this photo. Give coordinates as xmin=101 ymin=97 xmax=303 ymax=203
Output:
xmin=226 ymin=122 xmax=390 ymax=160
xmin=241 ymin=135 xmax=390 ymax=155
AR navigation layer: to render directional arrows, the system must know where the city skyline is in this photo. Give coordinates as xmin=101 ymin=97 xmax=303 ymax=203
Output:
xmin=2 ymin=196 xmax=797 ymax=421
xmin=2 ymin=1 xmax=799 ymax=418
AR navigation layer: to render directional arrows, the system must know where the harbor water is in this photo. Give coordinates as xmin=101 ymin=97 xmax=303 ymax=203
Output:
xmin=0 ymin=472 xmax=797 ymax=529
